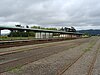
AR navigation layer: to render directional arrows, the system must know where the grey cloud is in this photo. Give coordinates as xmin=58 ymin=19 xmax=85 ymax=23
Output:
xmin=0 ymin=0 xmax=100 ymax=30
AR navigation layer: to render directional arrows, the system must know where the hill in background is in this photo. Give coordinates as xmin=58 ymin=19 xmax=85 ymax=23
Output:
xmin=78 ymin=29 xmax=100 ymax=36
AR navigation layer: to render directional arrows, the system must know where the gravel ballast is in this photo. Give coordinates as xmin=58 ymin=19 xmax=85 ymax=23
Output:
xmin=1 ymin=37 xmax=100 ymax=75
xmin=91 ymin=48 xmax=100 ymax=75
xmin=1 ymin=37 xmax=98 ymax=75
xmin=62 ymin=38 xmax=100 ymax=75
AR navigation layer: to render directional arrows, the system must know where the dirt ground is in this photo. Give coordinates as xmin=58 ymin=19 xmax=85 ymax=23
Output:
xmin=1 ymin=36 xmax=100 ymax=75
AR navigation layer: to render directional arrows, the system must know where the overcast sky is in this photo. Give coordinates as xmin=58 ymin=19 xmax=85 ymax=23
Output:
xmin=0 ymin=0 xmax=100 ymax=30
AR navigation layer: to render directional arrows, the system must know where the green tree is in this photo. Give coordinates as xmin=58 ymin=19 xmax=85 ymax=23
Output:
xmin=31 ymin=26 xmax=57 ymax=30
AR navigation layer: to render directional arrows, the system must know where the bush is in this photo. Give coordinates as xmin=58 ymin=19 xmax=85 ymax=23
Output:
xmin=8 ymin=31 xmax=35 ymax=37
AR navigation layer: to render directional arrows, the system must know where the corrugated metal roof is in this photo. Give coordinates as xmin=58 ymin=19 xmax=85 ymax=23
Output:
xmin=0 ymin=26 xmax=83 ymax=35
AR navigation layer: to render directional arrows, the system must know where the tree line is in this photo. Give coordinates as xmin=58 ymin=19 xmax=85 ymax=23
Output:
xmin=31 ymin=26 xmax=57 ymax=30
xmin=8 ymin=26 xmax=57 ymax=37
xmin=8 ymin=26 xmax=78 ymax=37
xmin=8 ymin=31 xmax=35 ymax=37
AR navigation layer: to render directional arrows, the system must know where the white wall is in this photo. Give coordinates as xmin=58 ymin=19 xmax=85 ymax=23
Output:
xmin=35 ymin=32 xmax=53 ymax=39
xmin=35 ymin=32 xmax=41 ymax=38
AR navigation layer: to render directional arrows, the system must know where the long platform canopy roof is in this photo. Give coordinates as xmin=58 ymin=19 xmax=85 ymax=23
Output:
xmin=0 ymin=26 xmax=83 ymax=35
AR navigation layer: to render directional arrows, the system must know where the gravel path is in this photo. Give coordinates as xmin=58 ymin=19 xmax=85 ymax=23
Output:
xmin=0 ymin=39 xmax=84 ymax=73
xmin=1 ymin=37 xmax=97 ymax=75
xmin=91 ymin=46 xmax=100 ymax=75
xmin=1 ymin=37 xmax=99 ymax=75
xmin=62 ymin=37 xmax=100 ymax=75
xmin=0 ymin=38 xmax=89 ymax=53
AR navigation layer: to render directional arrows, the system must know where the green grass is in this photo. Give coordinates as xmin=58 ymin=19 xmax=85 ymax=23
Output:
xmin=0 ymin=36 xmax=77 ymax=41
xmin=83 ymin=41 xmax=96 ymax=52
xmin=7 ymin=65 xmax=23 ymax=73
xmin=0 ymin=36 xmax=35 ymax=41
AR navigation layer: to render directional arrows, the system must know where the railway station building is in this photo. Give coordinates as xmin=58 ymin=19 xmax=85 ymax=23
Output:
xmin=35 ymin=32 xmax=53 ymax=39
xmin=0 ymin=26 xmax=83 ymax=39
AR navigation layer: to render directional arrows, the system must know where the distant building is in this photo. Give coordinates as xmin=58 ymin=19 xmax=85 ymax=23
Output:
xmin=59 ymin=27 xmax=78 ymax=38
xmin=35 ymin=32 xmax=53 ymax=39
xmin=26 ymin=25 xmax=29 ymax=28
xmin=60 ymin=27 xmax=76 ymax=32
xmin=15 ymin=25 xmax=22 ymax=28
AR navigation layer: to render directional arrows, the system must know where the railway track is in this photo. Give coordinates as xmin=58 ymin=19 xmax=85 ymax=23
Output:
xmin=87 ymin=43 xmax=100 ymax=75
xmin=0 ymin=38 xmax=76 ymax=48
xmin=58 ymin=51 xmax=86 ymax=75
xmin=58 ymin=37 xmax=100 ymax=75
xmin=0 ymin=38 xmax=89 ymax=55
xmin=57 ymin=42 xmax=96 ymax=75
xmin=0 ymin=38 xmax=89 ymax=73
